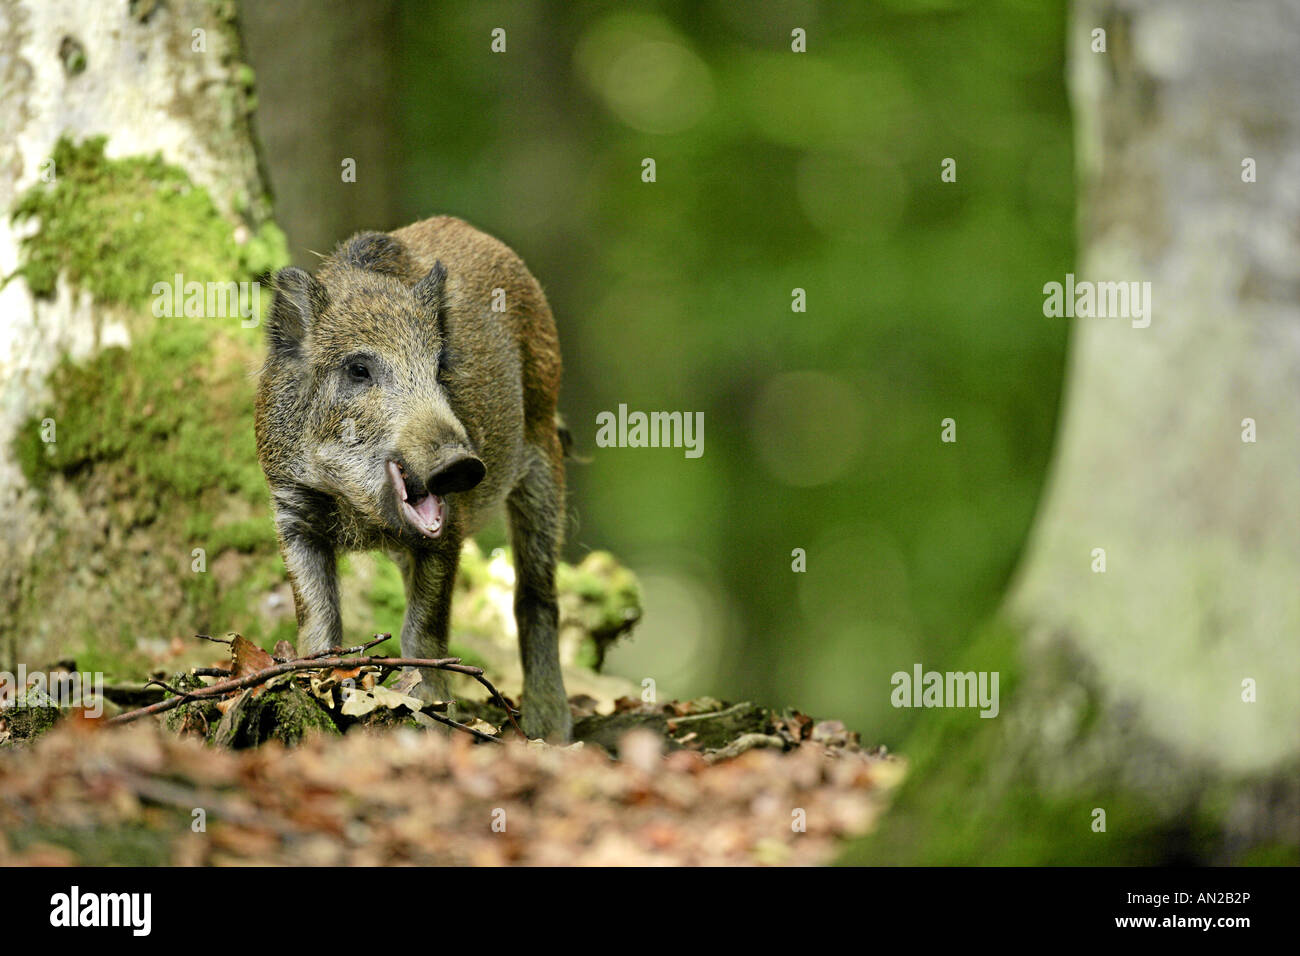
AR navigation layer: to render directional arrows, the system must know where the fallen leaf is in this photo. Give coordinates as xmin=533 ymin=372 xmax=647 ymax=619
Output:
xmin=388 ymin=670 xmax=422 ymax=696
xmin=339 ymin=688 xmax=379 ymax=717
xmin=370 ymin=684 xmax=423 ymax=712
xmin=230 ymin=635 xmax=275 ymax=680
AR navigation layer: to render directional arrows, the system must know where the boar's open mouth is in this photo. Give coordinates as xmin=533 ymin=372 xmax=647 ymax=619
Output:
xmin=386 ymin=460 xmax=445 ymax=539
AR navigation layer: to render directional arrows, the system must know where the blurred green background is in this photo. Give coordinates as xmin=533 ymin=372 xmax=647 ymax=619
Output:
xmin=241 ymin=0 xmax=1073 ymax=747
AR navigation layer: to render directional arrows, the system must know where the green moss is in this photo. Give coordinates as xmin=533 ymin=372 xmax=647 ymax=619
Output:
xmin=574 ymin=638 xmax=600 ymax=671
xmin=67 ymin=645 xmax=135 ymax=683
xmin=59 ymin=40 xmax=87 ymax=77
xmin=557 ymin=551 xmax=642 ymax=670
xmin=837 ymin=620 xmax=1160 ymax=865
xmin=839 ymin=621 xmax=1272 ymax=865
xmin=6 ymin=136 xmax=289 ymax=675
xmin=188 ymin=551 xmax=286 ymax=641
xmin=15 ymin=332 xmax=265 ymax=508
xmin=8 ymin=136 xmax=282 ymax=308
xmin=164 ymin=671 xmax=223 ymax=737
xmin=235 ymin=62 xmax=259 ymax=115
xmin=4 ymin=700 xmax=62 ymax=740
xmin=240 ymin=220 xmax=287 ymax=281
xmin=10 ymin=137 xmax=282 ymax=506
xmin=559 ymin=551 xmax=642 ymax=619
xmin=211 ymin=682 xmax=339 ymax=748
xmin=207 ymin=517 xmax=278 ymax=554
xmin=454 ymin=541 xmax=494 ymax=590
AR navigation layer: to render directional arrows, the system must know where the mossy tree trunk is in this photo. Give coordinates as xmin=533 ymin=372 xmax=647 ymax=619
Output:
xmin=850 ymin=0 xmax=1300 ymax=864
xmin=0 ymin=0 xmax=288 ymax=673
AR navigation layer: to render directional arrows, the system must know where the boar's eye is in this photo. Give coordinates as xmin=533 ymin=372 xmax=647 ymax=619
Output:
xmin=345 ymin=360 xmax=372 ymax=382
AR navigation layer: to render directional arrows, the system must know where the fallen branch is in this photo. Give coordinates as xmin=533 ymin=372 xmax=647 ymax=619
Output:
xmin=188 ymin=635 xmax=393 ymax=678
xmin=107 ymin=653 xmax=523 ymax=739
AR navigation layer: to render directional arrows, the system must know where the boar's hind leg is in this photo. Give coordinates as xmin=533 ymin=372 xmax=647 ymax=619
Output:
xmin=507 ymin=442 xmax=572 ymax=742
xmin=397 ymin=545 xmax=460 ymax=707
xmin=277 ymin=525 xmax=342 ymax=655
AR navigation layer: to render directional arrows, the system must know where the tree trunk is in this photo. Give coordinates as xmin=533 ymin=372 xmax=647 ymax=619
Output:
xmin=236 ymin=0 xmax=401 ymax=267
xmin=850 ymin=0 xmax=1300 ymax=864
xmin=0 ymin=0 xmax=286 ymax=672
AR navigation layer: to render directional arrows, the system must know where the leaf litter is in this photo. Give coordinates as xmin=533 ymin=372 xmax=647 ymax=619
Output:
xmin=0 ymin=634 xmax=904 ymax=865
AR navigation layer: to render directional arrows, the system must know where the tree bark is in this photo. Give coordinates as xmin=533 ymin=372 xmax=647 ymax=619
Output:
xmin=0 ymin=0 xmax=280 ymax=670
xmin=1014 ymin=0 xmax=1300 ymax=776
xmin=851 ymin=0 xmax=1300 ymax=864
xmin=236 ymin=0 xmax=400 ymax=267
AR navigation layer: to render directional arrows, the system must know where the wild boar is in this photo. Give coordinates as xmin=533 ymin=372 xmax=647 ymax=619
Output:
xmin=254 ymin=216 xmax=571 ymax=741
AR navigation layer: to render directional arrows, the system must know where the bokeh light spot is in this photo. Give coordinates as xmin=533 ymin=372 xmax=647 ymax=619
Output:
xmin=576 ymin=15 xmax=714 ymax=134
xmin=750 ymin=371 xmax=867 ymax=487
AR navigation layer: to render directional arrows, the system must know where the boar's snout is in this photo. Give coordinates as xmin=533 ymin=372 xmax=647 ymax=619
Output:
xmin=385 ymin=446 xmax=484 ymax=539
xmin=426 ymin=450 xmax=486 ymax=495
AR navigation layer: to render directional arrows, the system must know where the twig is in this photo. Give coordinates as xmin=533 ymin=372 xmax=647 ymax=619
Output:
xmin=106 ymin=656 xmax=462 ymax=725
xmin=107 ymin=654 xmax=523 ymax=738
xmin=144 ymin=678 xmax=195 ymax=700
xmin=669 ymin=701 xmax=759 ymax=724
xmin=278 ymin=633 xmax=392 ymax=663
xmin=703 ymin=733 xmax=788 ymax=764
xmin=419 ymin=709 xmax=502 ymax=744
xmin=193 ymin=667 xmax=232 ymax=678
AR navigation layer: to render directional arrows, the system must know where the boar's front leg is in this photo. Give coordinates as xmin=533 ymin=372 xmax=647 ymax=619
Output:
xmin=397 ymin=544 xmax=460 ymax=708
xmin=275 ymin=515 xmax=343 ymax=655
xmin=507 ymin=442 xmax=572 ymax=742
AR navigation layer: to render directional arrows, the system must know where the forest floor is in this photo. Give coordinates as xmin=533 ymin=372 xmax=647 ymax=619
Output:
xmin=0 ymin=633 xmax=903 ymax=866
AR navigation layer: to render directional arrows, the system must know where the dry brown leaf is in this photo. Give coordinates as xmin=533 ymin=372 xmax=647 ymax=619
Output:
xmin=230 ymin=634 xmax=275 ymax=680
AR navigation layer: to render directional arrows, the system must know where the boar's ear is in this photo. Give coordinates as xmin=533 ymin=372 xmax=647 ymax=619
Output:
xmin=267 ymin=266 xmax=325 ymax=358
xmin=413 ymin=260 xmax=448 ymax=324
xmin=338 ymin=231 xmax=411 ymax=277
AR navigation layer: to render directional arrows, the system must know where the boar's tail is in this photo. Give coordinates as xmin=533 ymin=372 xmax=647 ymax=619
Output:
xmin=555 ymin=413 xmax=591 ymax=463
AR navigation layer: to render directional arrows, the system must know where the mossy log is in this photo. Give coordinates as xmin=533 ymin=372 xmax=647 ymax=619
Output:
xmin=210 ymin=683 xmax=339 ymax=749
